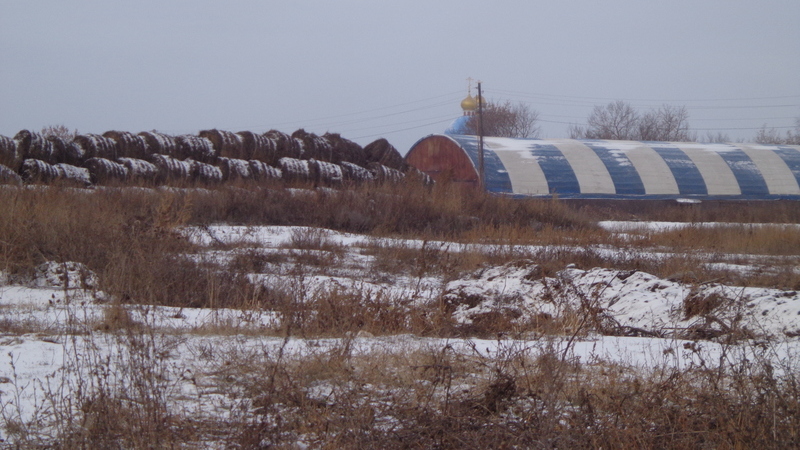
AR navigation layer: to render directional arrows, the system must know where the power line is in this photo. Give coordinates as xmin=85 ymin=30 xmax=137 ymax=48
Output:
xmin=490 ymin=88 xmax=800 ymax=104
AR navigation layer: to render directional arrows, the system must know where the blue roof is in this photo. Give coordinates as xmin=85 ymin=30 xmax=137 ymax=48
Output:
xmin=444 ymin=116 xmax=471 ymax=136
xmin=418 ymin=134 xmax=800 ymax=199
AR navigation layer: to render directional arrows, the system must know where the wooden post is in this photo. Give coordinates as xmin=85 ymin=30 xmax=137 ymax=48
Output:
xmin=477 ymin=81 xmax=485 ymax=191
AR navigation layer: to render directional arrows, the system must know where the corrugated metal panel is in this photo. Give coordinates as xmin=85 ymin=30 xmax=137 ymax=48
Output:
xmin=405 ymin=135 xmax=800 ymax=199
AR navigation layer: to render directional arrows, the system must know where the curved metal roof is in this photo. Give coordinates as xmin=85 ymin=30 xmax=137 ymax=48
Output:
xmin=408 ymin=134 xmax=800 ymax=199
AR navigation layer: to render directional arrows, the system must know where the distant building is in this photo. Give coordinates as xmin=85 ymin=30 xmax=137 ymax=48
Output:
xmin=406 ymin=134 xmax=800 ymax=199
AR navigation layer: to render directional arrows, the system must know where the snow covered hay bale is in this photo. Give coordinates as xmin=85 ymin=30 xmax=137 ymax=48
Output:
xmin=278 ymin=157 xmax=312 ymax=184
xmin=368 ymin=162 xmax=405 ymax=183
xmin=217 ymin=157 xmax=252 ymax=182
xmin=248 ymin=160 xmax=282 ymax=183
xmin=84 ymin=157 xmax=128 ymax=184
xmin=15 ymin=130 xmax=56 ymax=163
xmin=176 ymin=135 xmax=217 ymax=163
xmin=265 ymin=130 xmax=304 ymax=160
xmin=0 ymin=164 xmax=23 ymax=185
xmin=138 ymin=131 xmax=178 ymax=157
xmin=405 ymin=166 xmax=435 ymax=186
xmin=187 ymin=159 xmax=224 ymax=185
xmin=74 ymin=134 xmax=118 ymax=160
xmin=103 ymin=130 xmax=149 ymax=160
xmin=20 ymin=159 xmax=60 ymax=184
xmin=149 ymin=154 xmax=193 ymax=184
xmin=118 ymin=157 xmax=159 ymax=184
xmin=340 ymin=161 xmax=374 ymax=184
xmin=364 ymin=138 xmax=406 ymax=170
xmin=292 ymin=129 xmax=333 ymax=161
xmin=308 ymin=159 xmax=343 ymax=187
xmin=199 ymin=129 xmax=244 ymax=160
xmin=323 ymin=132 xmax=367 ymax=166
xmin=237 ymin=131 xmax=276 ymax=164
xmin=0 ymin=135 xmax=23 ymax=171
xmin=53 ymin=163 xmax=91 ymax=187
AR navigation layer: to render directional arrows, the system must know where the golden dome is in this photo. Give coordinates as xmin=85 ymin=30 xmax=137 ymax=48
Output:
xmin=460 ymin=95 xmax=477 ymax=111
xmin=475 ymin=94 xmax=487 ymax=108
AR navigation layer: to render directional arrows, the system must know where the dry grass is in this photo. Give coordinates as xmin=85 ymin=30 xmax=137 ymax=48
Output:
xmin=2 ymin=183 xmax=800 ymax=447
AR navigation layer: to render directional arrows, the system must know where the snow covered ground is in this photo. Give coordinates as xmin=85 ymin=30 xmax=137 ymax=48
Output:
xmin=2 ymin=223 xmax=799 ymax=445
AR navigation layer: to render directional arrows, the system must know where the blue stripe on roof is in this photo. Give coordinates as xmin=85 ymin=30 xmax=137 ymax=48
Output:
xmin=648 ymin=145 xmax=708 ymax=195
xmin=448 ymin=135 xmax=513 ymax=193
xmin=581 ymin=141 xmax=645 ymax=195
xmin=717 ymin=146 xmax=770 ymax=195
xmin=774 ymin=146 xmax=800 ymax=188
xmin=527 ymin=142 xmax=581 ymax=194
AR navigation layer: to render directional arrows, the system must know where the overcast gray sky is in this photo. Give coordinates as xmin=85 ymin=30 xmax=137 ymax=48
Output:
xmin=2 ymin=0 xmax=799 ymax=154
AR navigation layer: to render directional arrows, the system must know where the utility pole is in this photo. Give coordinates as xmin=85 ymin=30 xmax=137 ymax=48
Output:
xmin=477 ymin=81 xmax=485 ymax=191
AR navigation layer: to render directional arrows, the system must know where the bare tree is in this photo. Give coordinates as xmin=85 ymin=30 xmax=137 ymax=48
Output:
xmin=41 ymin=124 xmax=78 ymax=140
xmin=584 ymin=100 xmax=640 ymax=140
xmin=572 ymin=101 xmax=693 ymax=141
xmin=699 ymin=131 xmax=732 ymax=143
xmin=754 ymin=118 xmax=800 ymax=145
xmin=465 ymin=100 xmax=541 ymax=138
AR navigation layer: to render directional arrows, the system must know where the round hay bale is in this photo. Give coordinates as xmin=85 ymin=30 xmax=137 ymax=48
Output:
xmin=323 ymin=132 xmax=367 ymax=166
xmin=118 ymin=157 xmax=159 ymax=184
xmin=45 ymin=136 xmax=69 ymax=164
xmin=0 ymin=135 xmax=23 ymax=171
xmin=367 ymin=162 xmax=405 ymax=183
xmin=292 ymin=129 xmax=333 ymax=162
xmin=149 ymin=154 xmax=193 ymax=184
xmin=340 ymin=161 xmax=374 ymax=184
xmin=278 ymin=157 xmax=311 ymax=184
xmin=176 ymin=135 xmax=216 ymax=163
xmin=364 ymin=138 xmax=406 ymax=171
xmin=103 ymin=131 xmax=149 ymax=160
xmin=0 ymin=164 xmax=23 ymax=185
xmin=237 ymin=131 xmax=276 ymax=164
xmin=74 ymin=134 xmax=118 ymax=160
xmin=199 ymin=129 xmax=244 ymax=160
xmin=138 ymin=131 xmax=178 ymax=157
xmin=186 ymin=159 xmax=224 ymax=185
xmin=21 ymin=159 xmax=60 ymax=183
xmin=53 ymin=163 xmax=92 ymax=187
xmin=308 ymin=159 xmax=343 ymax=187
xmin=265 ymin=130 xmax=304 ymax=160
xmin=84 ymin=157 xmax=128 ymax=184
xmin=61 ymin=141 xmax=87 ymax=167
xmin=216 ymin=157 xmax=251 ymax=182
xmin=248 ymin=160 xmax=282 ymax=183
xmin=15 ymin=130 xmax=55 ymax=163
xmin=405 ymin=166 xmax=435 ymax=186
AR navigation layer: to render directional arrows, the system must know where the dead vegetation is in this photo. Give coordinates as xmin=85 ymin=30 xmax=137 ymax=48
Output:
xmin=1 ymin=183 xmax=800 ymax=447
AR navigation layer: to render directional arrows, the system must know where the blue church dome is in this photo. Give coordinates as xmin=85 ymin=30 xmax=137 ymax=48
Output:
xmin=444 ymin=115 xmax=471 ymax=135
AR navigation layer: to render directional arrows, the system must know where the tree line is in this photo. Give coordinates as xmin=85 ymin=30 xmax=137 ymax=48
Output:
xmin=466 ymin=100 xmax=800 ymax=144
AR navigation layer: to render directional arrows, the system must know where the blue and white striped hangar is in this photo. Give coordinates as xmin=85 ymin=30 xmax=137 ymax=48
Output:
xmin=405 ymin=134 xmax=800 ymax=200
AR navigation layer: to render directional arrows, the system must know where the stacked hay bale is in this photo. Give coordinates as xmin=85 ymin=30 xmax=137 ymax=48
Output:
xmin=0 ymin=134 xmax=23 ymax=172
xmin=0 ymin=164 xmax=22 ymax=185
xmin=278 ymin=157 xmax=312 ymax=184
xmin=238 ymin=131 xmax=276 ymax=164
xmin=199 ymin=129 xmax=244 ymax=160
xmin=138 ymin=131 xmax=179 ymax=158
xmin=20 ymin=159 xmax=59 ymax=183
xmin=84 ymin=158 xmax=128 ymax=184
xmin=103 ymin=131 xmax=150 ymax=160
xmin=118 ymin=157 xmax=159 ymax=184
xmin=175 ymin=135 xmax=216 ymax=163
xmin=217 ymin=157 xmax=251 ymax=182
xmin=292 ymin=129 xmax=333 ymax=162
xmin=368 ymin=162 xmax=405 ymax=183
xmin=149 ymin=154 xmax=193 ymax=184
xmin=74 ymin=134 xmax=118 ymax=160
xmin=187 ymin=159 xmax=224 ymax=185
xmin=15 ymin=130 xmax=56 ymax=163
xmin=364 ymin=138 xmax=407 ymax=171
xmin=248 ymin=160 xmax=282 ymax=183
xmin=340 ymin=161 xmax=374 ymax=184
xmin=405 ymin=166 xmax=435 ymax=186
xmin=308 ymin=159 xmax=343 ymax=187
xmin=53 ymin=163 xmax=92 ymax=186
xmin=324 ymin=133 xmax=368 ymax=166
xmin=266 ymin=130 xmax=304 ymax=160
xmin=46 ymin=136 xmax=85 ymax=166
